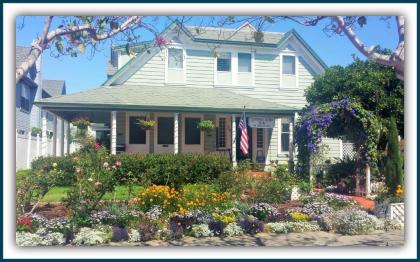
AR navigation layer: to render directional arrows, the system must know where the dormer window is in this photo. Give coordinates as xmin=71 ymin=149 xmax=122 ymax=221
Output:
xmin=217 ymin=52 xmax=231 ymax=72
xmin=238 ymin=53 xmax=252 ymax=72
xmin=282 ymin=55 xmax=296 ymax=75
xmin=168 ymin=48 xmax=183 ymax=69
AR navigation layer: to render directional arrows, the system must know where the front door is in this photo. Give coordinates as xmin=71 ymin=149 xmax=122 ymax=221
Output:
xmin=235 ymin=117 xmax=252 ymax=161
xmin=154 ymin=114 xmax=174 ymax=153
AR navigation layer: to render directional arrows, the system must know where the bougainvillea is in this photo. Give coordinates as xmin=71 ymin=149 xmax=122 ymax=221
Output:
xmin=295 ymin=98 xmax=380 ymax=178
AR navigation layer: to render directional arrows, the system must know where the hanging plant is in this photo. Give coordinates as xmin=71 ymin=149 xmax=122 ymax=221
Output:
xmin=137 ymin=119 xmax=155 ymax=130
xmin=197 ymin=120 xmax=215 ymax=131
xmin=71 ymin=116 xmax=91 ymax=129
xmin=31 ymin=127 xmax=42 ymax=136
xmin=213 ymin=52 xmax=220 ymax=59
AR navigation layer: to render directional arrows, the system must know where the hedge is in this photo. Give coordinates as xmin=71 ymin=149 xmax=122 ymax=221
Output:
xmin=31 ymin=153 xmax=232 ymax=188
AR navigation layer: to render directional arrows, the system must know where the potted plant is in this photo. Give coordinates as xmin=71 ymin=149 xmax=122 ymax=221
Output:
xmin=197 ymin=120 xmax=215 ymax=131
xmin=137 ymin=119 xmax=155 ymax=130
xmin=31 ymin=127 xmax=42 ymax=136
xmin=71 ymin=116 xmax=91 ymax=129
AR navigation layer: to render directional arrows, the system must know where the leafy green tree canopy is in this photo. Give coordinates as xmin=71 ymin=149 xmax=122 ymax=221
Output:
xmin=305 ymin=59 xmax=404 ymax=136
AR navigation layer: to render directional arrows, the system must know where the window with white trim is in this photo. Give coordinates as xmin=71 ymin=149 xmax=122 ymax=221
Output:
xmin=168 ymin=48 xmax=183 ymax=69
xmin=217 ymin=52 xmax=231 ymax=72
xmin=282 ymin=55 xmax=296 ymax=75
xmin=20 ymin=85 xmax=30 ymax=112
xmin=281 ymin=122 xmax=290 ymax=152
xmin=238 ymin=53 xmax=251 ymax=72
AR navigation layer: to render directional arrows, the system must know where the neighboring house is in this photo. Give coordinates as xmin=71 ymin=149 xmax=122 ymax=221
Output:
xmin=16 ymin=46 xmax=68 ymax=169
xmin=16 ymin=46 xmax=42 ymax=135
xmin=36 ymin=21 xmax=341 ymax=165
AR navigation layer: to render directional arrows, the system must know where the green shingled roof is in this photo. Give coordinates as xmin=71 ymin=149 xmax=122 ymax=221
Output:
xmin=35 ymin=85 xmax=297 ymax=114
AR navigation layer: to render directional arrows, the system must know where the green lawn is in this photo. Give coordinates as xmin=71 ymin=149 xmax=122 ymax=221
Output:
xmin=41 ymin=185 xmax=144 ymax=203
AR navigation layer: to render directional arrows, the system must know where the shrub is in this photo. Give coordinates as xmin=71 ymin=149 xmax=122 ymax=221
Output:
xmin=128 ymin=229 xmax=141 ymax=242
xmin=238 ymin=215 xmax=264 ymax=235
xmin=190 ymin=224 xmax=213 ymax=238
xmin=383 ymin=117 xmax=404 ymax=195
xmin=73 ymin=227 xmax=110 ymax=246
xmin=215 ymin=171 xmax=255 ymax=197
xmin=16 ymin=217 xmax=33 ymax=232
xmin=212 ymin=213 xmax=237 ymax=225
xmin=31 ymin=155 xmax=77 ymax=186
xmin=16 ymin=232 xmax=65 ymax=246
xmin=375 ymin=218 xmax=403 ymax=231
xmin=324 ymin=158 xmax=357 ymax=190
xmin=111 ymin=153 xmax=232 ymax=188
xmin=301 ymin=202 xmax=334 ymax=217
xmin=249 ymin=203 xmax=279 ymax=221
xmin=223 ymin=223 xmax=244 ymax=237
xmin=318 ymin=209 xmax=378 ymax=235
xmin=253 ymin=178 xmax=291 ymax=204
xmin=111 ymin=226 xmax=129 ymax=242
xmin=138 ymin=219 xmax=160 ymax=241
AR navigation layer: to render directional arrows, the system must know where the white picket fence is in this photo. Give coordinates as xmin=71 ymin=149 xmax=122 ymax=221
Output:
xmin=375 ymin=202 xmax=405 ymax=225
xmin=16 ymin=132 xmax=79 ymax=170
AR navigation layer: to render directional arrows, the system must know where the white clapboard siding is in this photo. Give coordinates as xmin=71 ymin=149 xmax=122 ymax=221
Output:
xmin=125 ymin=50 xmax=166 ymax=86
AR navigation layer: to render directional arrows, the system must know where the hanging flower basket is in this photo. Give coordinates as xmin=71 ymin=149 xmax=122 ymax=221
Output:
xmin=71 ymin=116 xmax=91 ymax=129
xmin=137 ymin=119 xmax=155 ymax=130
xmin=197 ymin=120 xmax=215 ymax=131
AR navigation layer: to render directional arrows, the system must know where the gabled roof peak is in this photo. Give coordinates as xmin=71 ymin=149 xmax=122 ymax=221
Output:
xmin=237 ymin=22 xmax=257 ymax=32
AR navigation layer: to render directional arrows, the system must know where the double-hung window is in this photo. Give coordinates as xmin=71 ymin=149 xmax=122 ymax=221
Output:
xmin=20 ymin=85 xmax=30 ymax=112
xmin=282 ymin=55 xmax=296 ymax=75
xmin=238 ymin=53 xmax=252 ymax=72
xmin=281 ymin=121 xmax=290 ymax=152
xmin=168 ymin=48 xmax=183 ymax=69
xmin=217 ymin=52 xmax=231 ymax=72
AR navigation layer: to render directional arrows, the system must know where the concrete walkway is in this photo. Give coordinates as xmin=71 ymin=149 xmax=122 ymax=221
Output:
xmin=108 ymin=230 xmax=404 ymax=247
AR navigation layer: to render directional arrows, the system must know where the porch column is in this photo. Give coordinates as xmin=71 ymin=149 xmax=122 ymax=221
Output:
xmin=26 ymin=132 xmax=32 ymax=168
xmin=60 ymin=118 xmax=65 ymax=156
xmin=111 ymin=111 xmax=117 ymax=155
xmin=174 ymin=112 xmax=179 ymax=154
xmin=66 ymin=121 xmax=71 ymax=155
xmin=365 ymin=163 xmax=371 ymax=196
xmin=52 ymin=114 xmax=57 ymax=156
xmin=231 ymin=114 xmax=237 ymax=167
xmin=41 ymin=110 xmax=48 ymax=156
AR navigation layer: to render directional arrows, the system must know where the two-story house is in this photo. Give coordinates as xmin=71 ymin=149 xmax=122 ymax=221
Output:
xmin=16 ymin=46 xmax=68 ymax=169
xmin=36 ymin=21 xmax=340 ymax=166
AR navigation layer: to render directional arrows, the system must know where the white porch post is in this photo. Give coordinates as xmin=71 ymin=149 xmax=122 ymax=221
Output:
xmin=60 ymin=119 xmax=65 ymax=156
xmin=41 ymin=110 xmax=48 ymax=156
xmin=36 ymin=133 xmax=40 ymax=157
xmin=174 ymin=113 xmax=179 ymax=154
xmin=365 ymin=163 xmax=371 ymax=196
xmin=26 ymin=132 xmax=32 ymax=168
xmin=52 ymin=114 xmax=57 ymax=156
xmin=111 ymin=111 xmax=117 ymax=155
xmin=66 ymin=121 xmax=71 ymax=155
xmin=231 ymin=115 xmax=237 ymax=167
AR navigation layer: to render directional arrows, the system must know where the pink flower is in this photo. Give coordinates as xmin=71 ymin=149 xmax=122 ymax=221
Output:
xmin=94 ymin=181 xmax=102 ymax=188
xmin=115 ymin=160 xmax=122 ymax=167
xmin=95 ymin=143 xmax=101 ymax=150
xmin=155 ymin=36 xmax=166 ymax=46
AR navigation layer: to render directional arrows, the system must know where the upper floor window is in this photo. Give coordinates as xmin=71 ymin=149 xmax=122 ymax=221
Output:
xmin=20 ymin=85 xmax=30 ymax=112
xmin=282 ymin=55 xmax=296 ymax=75
xmin=238 ymin=53 xmax=252 ymax=72
xmin=168 ymin=48 xmax=183 ymax=69
xmin=217 ymin=52 xmax=231 ymax=72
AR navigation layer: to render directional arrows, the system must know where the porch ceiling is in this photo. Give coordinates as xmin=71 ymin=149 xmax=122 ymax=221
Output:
xmin=34 ymin=85 xmax=298 ymax=117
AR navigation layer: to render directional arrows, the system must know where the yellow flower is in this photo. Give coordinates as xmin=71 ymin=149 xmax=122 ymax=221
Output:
xmin=150 ymin=198 xmax=153 ymax=202
xmin=52 ymin=162 xmax=58 ymax=168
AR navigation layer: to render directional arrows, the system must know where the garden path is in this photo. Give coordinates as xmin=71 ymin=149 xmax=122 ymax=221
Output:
xmin=108 ymin=230 xmax=404 ymax=247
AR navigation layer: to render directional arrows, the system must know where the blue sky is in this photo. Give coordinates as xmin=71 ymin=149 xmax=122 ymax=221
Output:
xmin=16 ymin=16 xmax=398 ymax=94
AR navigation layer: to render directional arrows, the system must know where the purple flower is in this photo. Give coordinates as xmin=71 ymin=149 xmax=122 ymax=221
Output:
xmin=349 ymin=109 xmax=356 ymax=116
xmin=342 ymin=98 xmax=350 ymax=108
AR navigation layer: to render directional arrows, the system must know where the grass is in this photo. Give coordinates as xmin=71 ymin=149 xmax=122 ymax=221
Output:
xmin=41 ymin=185 xmax=144 ymax=203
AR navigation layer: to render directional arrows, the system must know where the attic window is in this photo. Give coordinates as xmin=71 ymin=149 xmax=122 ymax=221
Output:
xmin=168 ymin=48 xmax=183 ymax=69
xmin=282 ymin=55 xmax=296 ymax=75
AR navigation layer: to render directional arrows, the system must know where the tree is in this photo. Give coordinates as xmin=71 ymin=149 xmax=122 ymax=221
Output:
xmin=305 ymin=59 xmax=404 ymax=137
xmin=383 ymin=117 xmax=403 ymax=195
xmin=16 ymin=16 xmax=145 ymax=83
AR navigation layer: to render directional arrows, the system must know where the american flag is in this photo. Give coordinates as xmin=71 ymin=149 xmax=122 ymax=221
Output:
xmin=238 ymin=110 xmax=249 ymax=155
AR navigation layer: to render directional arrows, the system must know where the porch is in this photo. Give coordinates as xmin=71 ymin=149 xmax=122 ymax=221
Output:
xmin=34 ymin=85 xmax=299 ymax=166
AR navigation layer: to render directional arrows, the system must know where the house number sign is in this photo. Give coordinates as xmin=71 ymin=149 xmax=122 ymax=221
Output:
xmin=248 ymin=117 xmax=275 ymax=128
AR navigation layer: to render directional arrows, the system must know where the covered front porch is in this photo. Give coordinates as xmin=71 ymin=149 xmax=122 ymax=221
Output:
xmin=35 ymin=85 xmax=298 ymax=166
